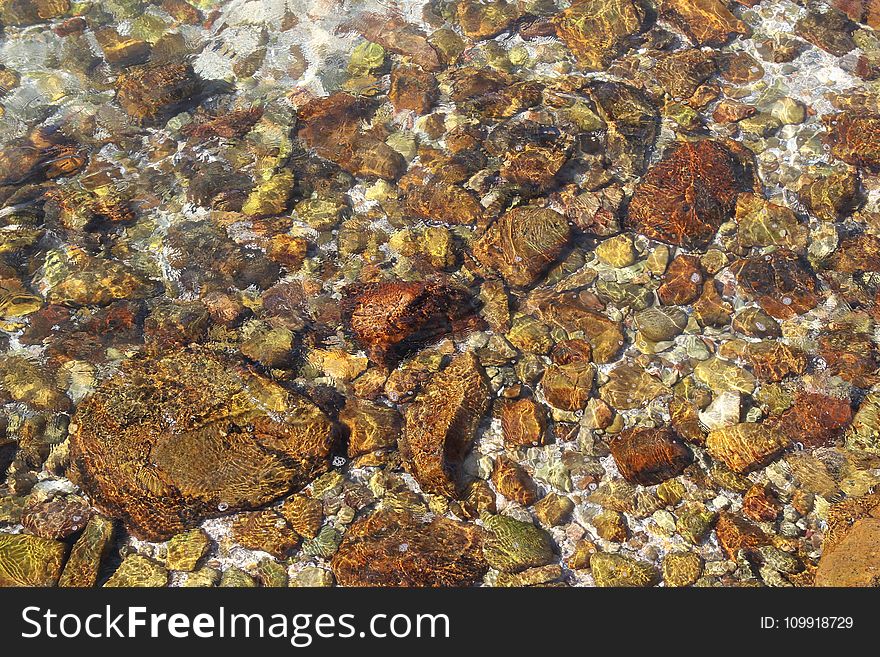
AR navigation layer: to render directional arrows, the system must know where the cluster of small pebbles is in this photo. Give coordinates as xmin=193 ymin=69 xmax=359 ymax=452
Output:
xmin=2 ymin=0 xmax=880 ymax=588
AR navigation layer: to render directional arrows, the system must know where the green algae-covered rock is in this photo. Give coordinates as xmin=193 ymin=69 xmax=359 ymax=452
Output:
xmin=591 ymin=552 xmax=659 ymax=587
xmin=165 ymin=528 xmax=211 ymax=572
xmin=104 ymin=554 xmax=168 ymax=587
xmin=482 ymin=514 xmax=555 ymax=573
xmin=59 ymin=515 xmax=115 ymax=587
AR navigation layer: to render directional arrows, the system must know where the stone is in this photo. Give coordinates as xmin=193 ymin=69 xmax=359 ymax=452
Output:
xmin=473 ymin=206 xmax=571 ymax=289
xmin=400 ymin=352 xmax=490 ymax=497
xmin=662 ymin=552 xmax=703 ymax=587
xmin=654 ymin=49 xmax=718 ymax=100
xmin=735 ymin=193 xmax=807 ymax=251
xmin=39 ymin=246 xmax=156 ymax=307
xmin=390 ymin=64 xmax=438 ymax=114
xmin=280 ymin=494 xmax=323 ymax=539
xmin=795 ymin=6 xmax=857 ymax=56
xmin=847 ymin=389 xmax=880 ymax=454
xmin=242 ymin=171 xmax=294 ymax=218
xmin=165 ymin=529 xmax=211 ymax=571
xmin=706 ymin=423 xmax=789 ymax=474
xmin=492 ymin=455 xmax=538 ymax=505
xmin=255 ymin=558 xmax=288 ymax=587
xmin=596 ymin=234 xmax=636 ymax=267
xmin=628 ymin=140 xmax=751 ymax=250
xmin=742 ymin=483 xmax=781 ymax=523
xmin=541 ymin=361 xmax=595 ymax=411
xmin=824 ymin=112 xmax=880 ymax=170
xmin=715 ymin=511 xmax=768 ymax=559
xmin=534 ymin=493 xmax=574 ymax=527
xmin=589 ymin=81 xmax=660 ymax=178
xmin=499 ymin=397 xmax=548 ymax=447
xmin=231 ymin=510 xmax=300 ymax=559
xmin=343 ymin=280 xmax=477 ymax=368
xmin=20 ymin=494 xmax=92 ymax=539
xmin=732 ymin=308 xmax=780 ymax=338
xmin=115 ymin=63 xmax=199 ymax=124
xmin=331 ymin=510 xmax=487 ymax=587
xmin=699 ymin=391 xmax=741 ymax=430
xmin=104 ymin=554 xmax=169 ymax=587
xmin=0 ymin=532 xmax=68 ymax=586
xmin=240 ymin=324 xmax=294 ymax=368
xmin=799 ymin=168 xmax=860 ymax=222
xmin=609 ymin=427 xmax=693 ymax=486
xmin=482 ymin=514 xmax=555 ymax=573
xmin=456 ymin=0 xmax=522 ymax=40
xmin=553 ymin=0 xmax=646 ymax=70
xmin=745 ymin=341 xmax=807 ymax=383
xmin=0 ymin=0 xmax=69 ymax=26
xmin=58 ymin=515 xmax=115 ymax=587
xmin=404 ymin=179 xmax=484 ymax=225
xmin=219 ymin=567 xmax=257 ymax=587
xmin=816 ymin=517 xmax=880 ymax=586
xmin=339 ymin=398 xmax=401 ymax=457
xmin=658 ymin=255 xmax=704 ymax=305
xmin=634 ymin=307 xmax=687 ymax=343
xmin=676 ymin=505 xmax=717 ymax=544
xmin=658 ymin=0 xmax=748 ymax=45
xmin=599 ymin=363 xmax=670 ymax=410
xmin=69 ymin=347 xmax=335 ymax=541
xmin=591 ymin=552 xmax=659 ymax=587
xmin=593 ymin=509 xmax=628 ymax=542
xmin=821 ymin=0 xmax=880 ymax=30
xmin=729 ymin=250 xmax=820 ymax=320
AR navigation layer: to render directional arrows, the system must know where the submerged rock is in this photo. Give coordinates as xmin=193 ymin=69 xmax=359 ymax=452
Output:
xmin=553 ymin=0 xmax=646 ymax=70
xmin=69 ymin=347 xmax=335 ymax=541
xmin=331 ymin=510 xmax=487 ymax=587
xmin=610 ymin=427 xmax=693 ymax=486
xmin=0 ymin=532 xmax=68 ymax=586
xmin=400 ymin=353 xmax=490 ymax=497
xmin=482 ymin=514 xmax=555 ymax=573
xmin=58 ymin=515 xmax=114 ymax=588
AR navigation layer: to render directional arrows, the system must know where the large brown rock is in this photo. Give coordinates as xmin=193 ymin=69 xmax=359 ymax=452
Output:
xmin=609 ymin=427 xmax=693 ymax=486
xmin=628 ymin=140 xmax=751 ymax=250
xmin=331 ymin=510 xmax=487 ymax=587
xmin=472 ymin=206 xmax=571 ymax=288
xmin=816 ymin=518 xmax=880 ymax=586
xmin=553 ymin=0 xmax=647 ymax=70
xmin=69 ymin=347 xmax=336 ymax=541
xmin=400 ymin=352 xmax=491 ymax=497
xmin=729 ymin=249 xmax=820 ymax=319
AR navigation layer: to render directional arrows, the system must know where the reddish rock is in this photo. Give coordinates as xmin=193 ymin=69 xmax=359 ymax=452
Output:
xmin=824 ymin=112 xmax=880 ymax=169
xmin=729 ymin=250 xmax=820 ymax=319
xmin=745 ymin=341 xmax=807 ymax=382
xmin=331 ymin=510 xmax=487 ymax=587
xmin=816 ymin=518 xmax=880 ymax=586
xmin=389 ymin=64 xmax=438 ymax=114
xmin=627 ymin=140 xmax=751 ymax=250
xmin=658 ymin=255 xmax=704 ymax=305
xmin=658 ymin=0 xmax=749 ymax=45
xmin=769 ymin=393 xmax=853 ymax=448
xmin=492 ymin=456 xmax=538 ymax=505
xmin=499 ymin=397 xmax=548 ymax=447
xmin=609 ymin=427 xmax=693 ymax=486
xmin=342 ymin=280 xmax=479 ymax=368
xmin=742 ymin=483 xmax=781 ymax=523
xmin=715 ymin=511 xmax=768 ymax=559
xmin=400 ymin=353 xmax=491 ymax=497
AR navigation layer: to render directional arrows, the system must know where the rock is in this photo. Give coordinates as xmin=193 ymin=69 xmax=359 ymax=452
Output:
xmin=482 ymin=514 xmax=555 ymax=573
xmin=847 ymin=389 xmax=880 ymax=454
xmin=534 ymin=493 xmax=574 ymax=526
xmin=39 ymin=246 xmax=156 ymax=307
xmin=658 ymin=255 xmax=704 ymax=305
xmin=21 ymin=494 xmax=92 ymax=539
xmin=795 ymin=6 xmax=857 ymax=56
xmin=817 ymin=517 xmax=880 ymax=586
xmin=104 ymin=555 xmax=168 ymax=587
xmin=769 ymin=392 xmax=853 ymax=447
xmin=830 ymin=234 xmax=880 ymax=273
xmin=302 ymin=526 xmax=342 ymax=559
xmin=69 ymin=347 xmax=335 ymax=541
xmin=821 ymin=0 xmax=880 ymax=30
xmin=342 ymin=280 xmax=478 ymax=368
xmin=390 ymin=64 xmax=438 ymax=114
xmin=400 ymin=352 xmax=490 ymax=497
xmin=347 ymin=12 xmax=442 ymax=71
xmin=541 ymin=360 xmax=595 ymax=411
xmin=729 ymin=250 xmax=820 ymax=319
xmin=242 ymin=171 xmax=294 ymax=218
xmin=824 ymin=112 xmax=880 ymax=169
xmin=596 ymin=234 xmax=636 ymax=267
xmin=742 ymin=483 xmax=781 ymax=523
xmin=255 ymin=558 xmax=288 ymax=587
xmin=588 ymin=81 xmax=660 ymax=178
xmin=609 ymin=427 xmax=693 ymax=486
xmin=279 ymin=494 xmax=324 ymax=539
xmin=732 ymin=308 xmax=780 ymax=338
xmin=735 ymin=193 xmax=807 ymax=251
xmin=0 ymin=532 xmax=68 ymax=586
xmin=219 ymin=567 xmax=257 ymax=587
xmin=715 ymin=511 xmax=768 ymax=559
xmin=499 ymin=397 xmax=548 ymax=447
xmin=706 ymin=423 xmax=789 ymax=474
xmin=291 ymin=566 xmax=334 ymax=587
xmin=456 ymin=0 xmax=522 ymax=40
xmin=654 ymin=49 xmax=718 ymax=100
xmin=165 ymin=529 xmax=211 ymax=571
xmin=634 ymin=307 xmax=687 ymax=343
xmin=95 ymin=27 xmax=150 ymax=66
xmin=628 ymin=140 xmax=751 ymax=250
xmin=662 ymin=552 xmax=703 ymax=587
xmin=798 ymin=168 xmax=860 ymax=222
xmin=699 ymin=391 xmax=741 ymax=430
xmin=599 ymin=363 xmax=670 ymax=410
xmin=553 ymin=0 xmax=646 ymax=70
xmin=473 ymin=206 xmax=571 ymax=289
xmin=115 ymin=63 xmax=199 ymax=124
xmin=59 ymin=515 xmax=115 ymax=587
xmin=297 ymin=93 xmax=406 ymax=180
xmin=492 ymin=455 xmax=538 ymax=505
xmin=529 ymin=292 xmax=625 ymax=362
xmin=144 ymin=300 xmax=209 ymax=349
xmin=658 ymin=0 xmax=748 ymax=45
xmin=745 ymin=341 xmax=806 ymax=383
xmin=693 ymin=279 xmax=732 ymax=327
xmin=591 ymin=552 xmax=659 ymax=587
xmin=676 ymin=504 xmax=717 ymax=544
xmin=339 ymin=398 xmax=401 ymax=458
xmin=231 ymin=510 xmax=300 ymax=559
xmin=0 ymin=0 xmax=69 ymax=26
xmin=404 ymin=178 xmax=484 ymax=225
xmin=331 ymin=510 xmax=487 ymax=587
xmin=593 ymin=509 xmax=628 ymax=542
